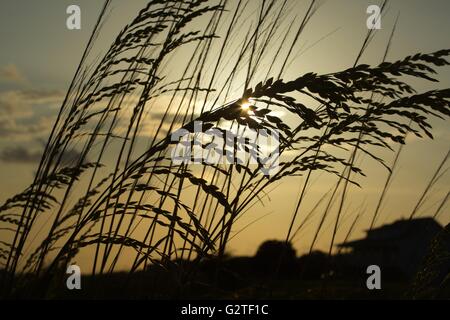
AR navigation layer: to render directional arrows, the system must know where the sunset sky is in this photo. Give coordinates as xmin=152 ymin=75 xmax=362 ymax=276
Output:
xmin=0 ymin=0 xmax=449 ymax=267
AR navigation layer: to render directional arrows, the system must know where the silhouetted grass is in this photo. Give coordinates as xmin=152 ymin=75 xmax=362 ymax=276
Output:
xmin=0 ymin=0 xmax=449 ymax=299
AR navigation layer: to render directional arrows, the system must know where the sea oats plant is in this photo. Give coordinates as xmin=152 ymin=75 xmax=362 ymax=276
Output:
xmin=0 ymin=0 xmax=449 ymax=297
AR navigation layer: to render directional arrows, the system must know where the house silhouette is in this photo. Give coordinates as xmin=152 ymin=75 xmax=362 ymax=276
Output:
xmin=337 ymin=217 xmax=444 ymax=278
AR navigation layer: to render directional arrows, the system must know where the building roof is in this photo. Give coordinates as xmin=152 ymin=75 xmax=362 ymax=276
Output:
xmin=337 ymin=217 xmax=443 ymax=248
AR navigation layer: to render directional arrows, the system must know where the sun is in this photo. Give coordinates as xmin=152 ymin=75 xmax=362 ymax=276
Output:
xmin=241 ymin=98 xmax=255 ymax=112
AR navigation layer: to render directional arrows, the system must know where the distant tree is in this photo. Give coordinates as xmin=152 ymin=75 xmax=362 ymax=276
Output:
xmin=298 ymin=251 xmax=330 ymax=280
xmin=254 ymin=240 xmax=297 ymax=276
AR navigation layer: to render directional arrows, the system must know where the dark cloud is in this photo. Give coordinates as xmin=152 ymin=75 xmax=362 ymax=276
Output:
xmin=0 ymin=145 xmax=85 ymax=166
xmin=0 ymin=146 xmax=42 ymax=163
xmin=56 ymin=148 xmax=87 ymax=167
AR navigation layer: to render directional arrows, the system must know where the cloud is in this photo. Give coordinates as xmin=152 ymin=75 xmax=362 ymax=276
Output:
xmin=0 ymin=116 xmax=54 ymax=140
xmin=0 ymin=89 xmax=64 ymax=141
xmin=55 ymin=148 xmax=87 ymax=167
xmin=0 ymin=146 xmax=42 ymax=163
xmin=0 ymin=89 xmax=63 ymax=117
xmin=0 ymin=145 xmax=85 ymax=166
xmin=0 ymin=90 xmax=33 ymax=118
xmin=0 ymin=64 xmax=26 ymax=84
xmin=17 ymin=89 xmax=63 ymax=102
